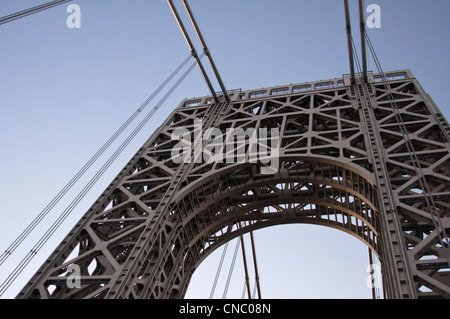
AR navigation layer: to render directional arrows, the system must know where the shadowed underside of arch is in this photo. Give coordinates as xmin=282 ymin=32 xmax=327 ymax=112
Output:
xmin=169 ymin=158 xmax=381 ymax=298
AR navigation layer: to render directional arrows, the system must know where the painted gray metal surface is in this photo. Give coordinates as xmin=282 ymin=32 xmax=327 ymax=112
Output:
xmin=17 ymin=69 xmax=450 ymax=299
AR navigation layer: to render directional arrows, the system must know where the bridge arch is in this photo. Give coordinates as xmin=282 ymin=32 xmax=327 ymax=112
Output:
xmin=159 ymin=156 xmax=382 ymax=298
xmin=186 ymin=223 xmax=377 ymax=298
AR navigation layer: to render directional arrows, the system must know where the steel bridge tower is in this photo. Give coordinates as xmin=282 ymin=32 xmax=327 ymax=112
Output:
xmin=9 ymin=0 xmax=450 ymax=299
xmin=16 ymin=68 xmax=450 ymax=299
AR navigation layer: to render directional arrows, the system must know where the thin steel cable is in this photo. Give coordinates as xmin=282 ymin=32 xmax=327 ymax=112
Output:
xmin=249 ymin=231 xmax=261 ymax=299
xmin=350 ymin=35 xmax=363 ymax=75
xmin=0 ymin=54 xmax=193 ymax=267
xmin=239 ymin=233 xmax=251 ymax=299
xmin=0 ymin=0 xmax=73 ymax=25
xmin=222 ymin=238 xmax=240 ymax=299
xmin=209 ymin=242 xmax=229 ymax=299
xmin=0 ymin=56 xmax=199 ymax=297
xmin=241 ymin=281 xmax=247 ymax=299
xmin=251 ymin=282 xmax=257 ymax=299
xmin=181 ymin=0 xmax=230 ymax=101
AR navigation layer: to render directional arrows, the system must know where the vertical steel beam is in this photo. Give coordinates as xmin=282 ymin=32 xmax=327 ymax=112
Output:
xmin=167 ymin=0 xmax=219 ymax=103
xmin=181 ymin=0 xmax=230 ymax=102
xmin=344 ymin=0 xmax=356 ymax=85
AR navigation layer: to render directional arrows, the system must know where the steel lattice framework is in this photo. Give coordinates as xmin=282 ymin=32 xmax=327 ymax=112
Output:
xmin=17 ymin=69 xmax=450 ymax=299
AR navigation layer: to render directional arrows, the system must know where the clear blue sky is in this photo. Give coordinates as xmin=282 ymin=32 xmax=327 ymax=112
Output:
xmin=0 ymin=0 xmax=449 ymax=299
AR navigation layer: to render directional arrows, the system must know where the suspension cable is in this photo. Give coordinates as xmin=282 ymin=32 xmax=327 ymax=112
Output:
xmin=364 ymin=31 xmax=450 ymax=263
xmin=0 ymin=55 xmax=199 ymax=297
xmin=0 ymin=54 xmax=193 ymax=268
xmin=350 ymin=35 xmax=363 ymax=76
xmin=181 ymin=0 xmax=230 ymax=102
xmin=249 ymin=231 xmax=261 ymax=299
xmin=0 ymin=0 xmax=73 ymax=25
xmin=167 ymin=0 xmax=219 ymax=103
xmin=222 ymin=237 xmax=240 ymax=299
xmin=239 ymin=233 xmax=251 ymax=299
xmin=209 ymin=242 xmax=228 ymax=299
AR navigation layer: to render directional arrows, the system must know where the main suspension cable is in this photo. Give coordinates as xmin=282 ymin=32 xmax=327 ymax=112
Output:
xmin=0 ymin=0 xmax=73 ymax=25
xmin=0 ymin=55 xmax=199 ymax=297
xmin=0 ymin=54 xmax=193 ymax=267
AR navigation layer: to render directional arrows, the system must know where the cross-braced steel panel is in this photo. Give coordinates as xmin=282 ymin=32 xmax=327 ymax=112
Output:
xmin=17 ymin=69 xmax=450 ymax=299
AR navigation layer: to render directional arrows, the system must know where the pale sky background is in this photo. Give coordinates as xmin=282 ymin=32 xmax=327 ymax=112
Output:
xmin=0 ymin=0 xmax=449 ymax=299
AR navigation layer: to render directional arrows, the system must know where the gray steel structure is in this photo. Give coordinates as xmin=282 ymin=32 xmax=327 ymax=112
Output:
xmin=17 ymin=69 xmax=450 ymax=299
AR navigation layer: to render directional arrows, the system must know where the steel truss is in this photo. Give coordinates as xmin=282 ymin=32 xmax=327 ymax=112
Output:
xmin=17 ymin=69 xmax=450 ymax=299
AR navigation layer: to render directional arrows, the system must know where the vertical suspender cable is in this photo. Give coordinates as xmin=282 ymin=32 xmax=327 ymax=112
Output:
xmin=209 ymin=242 xmax=228 ymax=299
xmin=222 ymin=238 xmax=240 ymax=299
xmin=181 ymin=0 xmax=230 ymax=101
xmin=167 ymin=0 xmax=219 ymax=103
xmin=239 ymin=233 xmax=252 ymax=299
